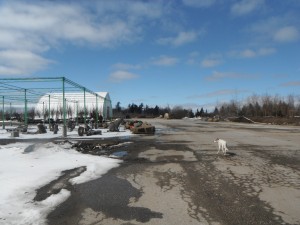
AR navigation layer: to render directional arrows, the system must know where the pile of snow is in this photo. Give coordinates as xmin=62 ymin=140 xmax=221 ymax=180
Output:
xmin=0 ymin=142 xmax=121 ymax=225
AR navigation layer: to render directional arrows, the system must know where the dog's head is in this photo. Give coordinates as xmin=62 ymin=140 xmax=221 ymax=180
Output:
xmin=213 ymin=138 xmax=219 ymax=143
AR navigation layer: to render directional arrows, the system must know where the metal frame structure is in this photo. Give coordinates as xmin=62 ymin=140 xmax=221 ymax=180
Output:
xmin=0 ymin=77 xmax=111 ymax=137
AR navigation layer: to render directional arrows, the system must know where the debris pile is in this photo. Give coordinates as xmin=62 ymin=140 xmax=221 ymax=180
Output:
xmin=227 ymin=116 xmax=255 ymax=124
xmin=78 ymin=125 xmax=102 ymax=136
xmin=125 ymin=120 xmax=155 ymax=134
xmin=108 ymin=118 xmax=124 ymax=132
xmin=6 ymin=125 xmax=28 ymax=133
xmin=71 ymin=141 xmax=131 ymax=157
xmin=36 ymin=123 xmax=47 ymax=134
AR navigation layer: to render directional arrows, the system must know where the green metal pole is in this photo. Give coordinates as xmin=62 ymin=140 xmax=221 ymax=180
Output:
xmin=76 ymin=101 xmax=78 ymax=126
xmin=84 ymin=88 xmax=86 ymax=127
xmin=109 ymin=99 xmax=112 ymax=120
xmin=48 ymin=95 xmax=50 ymax=128
xmin=96 ymin=95 xmax=98 ymax=128
xmin=103 ymin=97 xmax=107 ymax=121
xmin=24 ymin=89 xmax=28 ymax=126
xmin=62 ymin=77 xmax=67 ymax=137
xmin=2 ymin=96 xmax=5 ymax=129
xmin=43 ymin=101 xmax=45 ymax=125
xmin=10 ymin=102 xmax=12 ymax=126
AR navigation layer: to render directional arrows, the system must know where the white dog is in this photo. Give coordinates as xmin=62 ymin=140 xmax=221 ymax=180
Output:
xmin=214 ymin=138 xmax=228 ymax=155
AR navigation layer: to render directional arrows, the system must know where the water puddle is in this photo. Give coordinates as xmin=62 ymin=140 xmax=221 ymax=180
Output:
xmin=109 ymin=150 xmax=128 ymax=158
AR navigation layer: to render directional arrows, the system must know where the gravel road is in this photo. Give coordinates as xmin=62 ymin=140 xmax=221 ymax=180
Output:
xmin=45 ymin=119 xmax=300 ymax=225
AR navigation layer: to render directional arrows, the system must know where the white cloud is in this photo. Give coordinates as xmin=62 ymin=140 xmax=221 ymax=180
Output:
xmin=246 ymin=14 xmax=300 ymax=45
xmin=201 ymin=53 xmax=223 ymax=67
xmin=0 ymin=50 xmax=52 ymax=75
xmin=182 ymin=0 xmax=216 ymax=8
xmin=229 ymin=47 xmax=276 ymax=58
xmin=241 ymin=49 xmax=256 ymax=58
xmin=112 ymin=63 xmax=142 ymax=70
xmin=257 ymin=47 xmax=276 ymax=56
xmin=205 ymin=71 xmax=251 ymax=81
xmin=0 ymin=2 xmax=142 ymax=49
xmin=0 ymin=1 xmax=166 ymax=75
xmin=273 ymin=26 xmax=299 ymax=42
xmin=188 ymin=89 xmax=245 ymax=99
xmin=231 ymin=0 xmax=264 ymax=16
xmin=186 ymin=51 xmax=200 ymax=65
xmin=157 ymin=31 xmax=199 ymax=47
xmin=109 ymin=70 xmax=139 ymax=82
xmin=201 ymin=59 xmax=222 ymax=67
xmin=152 ymin=55 xmax=179 ymax=66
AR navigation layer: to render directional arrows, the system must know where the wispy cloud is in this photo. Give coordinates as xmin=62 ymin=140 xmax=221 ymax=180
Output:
xmin=108 ymin=70 xmax=139 ymax=83
xmin=152 ymin=55 xmax=179 ymax=66
xmin=187 ymin=89 xmax=247 ymax=99
xmin=246 ymin=14 xmax=300 ymax=45
xmin=205 ymin=71 xmax=253 ymax=81
xmin=201 ymin=53 xmax=223 ymax=68
xmin=112 ymin=63 xmax=142 ymax=70
xmin=157 ymin=30 xmax=200 ymax=47
xmin=229 ymin=47 xmax=276 ymax=58
xmin=273 ymin=26 xmax=299 ymax=43
xmin=182 ymin=0 xmax=216 ymax=8
xmin=280 ymin=81 xmax=300 ymax=87
xmin=201 ymin=59 xmax=222 ymax=68
xmin=231 ymin=0 xmax=264 ymax=16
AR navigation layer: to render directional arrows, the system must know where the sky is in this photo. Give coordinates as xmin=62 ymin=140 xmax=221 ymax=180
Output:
xmin=0 ymin=127 xmax=134 ymax=224
xmin=0 ymin=0 xmax=299 ymax=111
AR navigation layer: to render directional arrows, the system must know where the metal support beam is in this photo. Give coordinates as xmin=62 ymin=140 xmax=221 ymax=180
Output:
xmin=96 ymin=94 xmax=99 ymax=128
xmin=84 ymin=88 xmax=86 ymax=127
xmin=24 ymin=89 xmax=28 ymax=126
xmin=48 ymin=95 xmax=51 ymax=129
xmin=2 ymin=96 xmax=5 ymax=129
xmin=62 ymin=77 xmax=67 ymax=137
xmin=76 ymin=101 xmax=78 ymax=126
xmin=10 ymin=102 xmax=12 ymax=126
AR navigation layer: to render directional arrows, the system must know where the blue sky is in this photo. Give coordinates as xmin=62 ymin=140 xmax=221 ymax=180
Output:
xmin=0 ymin=0 xmax=299 ymax=111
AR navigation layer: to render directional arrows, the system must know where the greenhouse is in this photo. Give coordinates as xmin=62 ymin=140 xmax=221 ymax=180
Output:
xmin=0 ymin=77 xmax=112 ymax=137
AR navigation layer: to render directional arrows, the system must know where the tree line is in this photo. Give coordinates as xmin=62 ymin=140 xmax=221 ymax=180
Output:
xmin=1 ymin=94 xmax=299 ymax=123
xmin=113 ymin=94 xmax=300 ymax=119
xmin=217 ymin=94 xmax=300 ymax=118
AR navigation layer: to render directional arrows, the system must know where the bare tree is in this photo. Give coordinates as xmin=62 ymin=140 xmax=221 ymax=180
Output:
xmin=50 ymin=108 xmax=55 ymax=119
xmin=44 ymin=108 xmax=49 ymax=121
xmin=58 ymin=105 xmax=63 ymax=119
xmin=36 ymin=110 xmax=41 ymax=118
xmin=28 ymin=107 xmax=35 ymax=120
xmin=56 ymin=105 xmax=61 ymax=120
xmin=261 ymin=94 xmax=272 ymax=117
xmin=67 ymin=105 xmax=73 ymax=119
xmin=287 ymin=94 xmax=295 ymax=117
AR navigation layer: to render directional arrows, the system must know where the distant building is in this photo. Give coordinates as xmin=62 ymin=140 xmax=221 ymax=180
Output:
xmin=36 ymin=92 xmax=112 ymax=120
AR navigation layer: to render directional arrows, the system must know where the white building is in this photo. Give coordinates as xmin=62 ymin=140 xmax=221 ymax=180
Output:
xmin=36 ymin=92 xmax=112 ymax=120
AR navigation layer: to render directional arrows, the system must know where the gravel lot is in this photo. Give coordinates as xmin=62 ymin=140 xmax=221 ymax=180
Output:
xmin=46 ymin=119 xmax=300 ymax=225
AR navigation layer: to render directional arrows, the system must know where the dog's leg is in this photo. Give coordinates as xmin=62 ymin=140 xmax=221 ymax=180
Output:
xmin=224 ymin=145 xmax=228 ymax=155
xmin=217 ymin=143 xmax=221 ymax=154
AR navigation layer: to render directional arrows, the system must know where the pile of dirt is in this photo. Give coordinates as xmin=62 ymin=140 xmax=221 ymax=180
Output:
xmin=227 ymin=116 xmax=254 ymax=124
xmin=226 ymin=116 xmax=300 ymax=126
xmin=250 ymin=116 xmax=300 ymax=125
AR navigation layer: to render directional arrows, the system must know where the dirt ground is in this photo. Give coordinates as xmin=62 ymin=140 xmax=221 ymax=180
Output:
xmin=45 ymin=119 xmax=300 ymax=225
